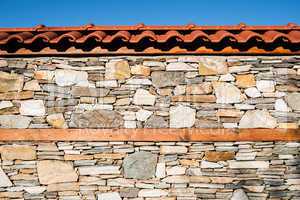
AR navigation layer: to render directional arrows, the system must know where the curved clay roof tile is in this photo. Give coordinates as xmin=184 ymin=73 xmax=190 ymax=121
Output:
xmin=102 ymin=31 xmax=131 ymax=43
xmin=0 ymin=32 xmax=33 ymax=44
xmin=76 ymin=31 xmax=106 ymax=43
xmin=184 ymin=30 xmax=209 ymax=42
xmin=209 ymin=30 xmax=237 ymax=43
xmin=235 ymin=30 xmax=263 ymax=43
xmin=157 ymin=30 xmax=185 ymax=43
xmin=50 ymin=31 xmax=82 ymax=43
xmin=24 ymin=31 xmax=58 ymax=44
xmin=263 ymin=30 xmax=290 ymax=43
xmin=129 ymin=30 xmax=157 ymax=43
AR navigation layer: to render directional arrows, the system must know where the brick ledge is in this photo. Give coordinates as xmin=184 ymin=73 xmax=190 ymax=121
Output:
xmin=0 ymin=129 xmax=299 ymax=141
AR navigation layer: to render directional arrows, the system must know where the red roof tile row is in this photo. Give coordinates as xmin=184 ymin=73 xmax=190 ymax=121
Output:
xmin=0 ymin=23 xmax=299 ymax=55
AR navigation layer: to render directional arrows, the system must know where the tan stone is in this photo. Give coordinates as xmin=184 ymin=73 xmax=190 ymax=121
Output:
xmin=213 ymin=82 xmax=242 ymax=104
xmin=0 ymin=72 xmax=24 ymax=92
xmin=47 ymin=182 xmax=79 ymax=192
xmin=0 ymin=145 xmax=36 ymax=160
xmin=105 ymin=60 xmax=131 ymax=80
xmin=189 ymin=176 xmax=211 ymax=183
xmin=171 ymin=95 xmax=216 ymax=103
xmin=186 ymin=83 xmax=212 ymax=94
xmin=64 ymin=154 xmax=94 ymax=160
xmin=204 ymin=151 xmax=235 ymax=162
xmin=37 ymin=160 xmax=78 ymax=184
xmin=216 ymin=109 xmax=244 ymax=117
xmin=198 ymin=57 xmax=228 ymax=75
xmin=179 ymin=159 xmax=199 ymax=166
xmin=34 ymin=70 xmax=54 ymax=80
xmin=46 ymin=113 xmax=67 ymax=128
xmin=236 ymin=74 xmax=256 ymax=88
xmin=160 ymin=146 xmax=187 ymax=154
xmin=0 ymin=91 xmax=34 ymax=100
xmin=94 ymin=153 xmax=126 ymax=159
xmin=210 ymin=177 xmax=234 ymax=184
xmin=278 ymin=123 xmax=298 ymax=129
xmin=162 ymin=175 xmax=190 ymax=183
xmin=131 ymin=65 xmax=150 ymax=76
xmin=23 ymin=80 xmax=41 ymax=91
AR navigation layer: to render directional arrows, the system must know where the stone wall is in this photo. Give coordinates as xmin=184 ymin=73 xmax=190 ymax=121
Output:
xmin=0 ymin=141 xmax=298 ymax=199
xmin=0 ymin=56 xmax=299 ymax=129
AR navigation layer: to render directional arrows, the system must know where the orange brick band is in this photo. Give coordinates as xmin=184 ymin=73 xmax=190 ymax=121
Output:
xmin=0 ymin=129 xmax=299 ymax=141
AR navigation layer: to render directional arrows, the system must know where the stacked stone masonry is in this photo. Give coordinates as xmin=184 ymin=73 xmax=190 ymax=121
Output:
xmin=0 ymin=141 xmax=298 ymax=199
xmin=0 ymin=56 xmax=299 ymax=129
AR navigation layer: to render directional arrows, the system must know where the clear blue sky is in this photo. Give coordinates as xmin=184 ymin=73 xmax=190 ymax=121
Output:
xmin=1 ymin=0 xmax=300 ymax=27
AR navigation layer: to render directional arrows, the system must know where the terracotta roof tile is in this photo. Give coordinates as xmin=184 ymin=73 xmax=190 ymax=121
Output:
xmin=0 ymin=23 xmax=299 ymax=55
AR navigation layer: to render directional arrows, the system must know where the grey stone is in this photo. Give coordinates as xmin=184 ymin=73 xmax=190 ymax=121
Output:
xmin=71 ymin=109 xmax=123 ymax=128
xmin=123 ymin=151 xmax=157 ymax=179
xmin=120 ymin=188 xmax=139 ymax=198
xmin=285 ymin=92 xmax=300 ymax=111
xmin=145 ymin=115 xmax=168 ymax=128
xmin=231 ymin=189 xmax=249 ymax=200
xmin=71 ymin=86 xmax=109 ymax=97
xmin=151 ymin=71 xmax=185 ymax=88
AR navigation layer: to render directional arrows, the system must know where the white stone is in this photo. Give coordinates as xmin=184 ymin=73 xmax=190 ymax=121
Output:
xmin=256 ymin=80 xmax=275 ymax=92
xmin=228 ymin=65 xmax=251 ymax=73
xmin=156 ymin=163 xmax=166 ymax=178
xmin=24 ymin=186 xmax=46 ymax=194
xmin=170 ymin=105 xmax=195 ymax=128
xmin=97 ymin=192 xmax=121 ymax=200
xmin=223 ymin=123 xmax=238 ymax=128
xmin=236 ymin=152 xmax=257 ymax=160
xmin=228 ymin=161 xmax=269 ymax=168
xmin=0 ymin=101 xmax=13 ymax=109
xmin=213 ymin=82 xmax=242 ymax=104
xmin=275 ymin=99 xmax=290 ymax=112
xmin=133 ymin=89 xmax=156 ymax=106
xmin=56 ymin=63 xmax=105 ymax=71
xmin=219 ymin=74 xmax=235 ymax=82
xmin=201 ymin=161 xmax=223 ymax=168
xmin=55 ymin=69 xmax=88 ymax=86
xmin=160 ymin=146 xmax=188 ymax=154
xmin=96 ymin=80 xmax=118 ymax=87
xmin=126 ymin=79 xmax=152 ymax=85
xmin=77 ymin=104 xmax=113 ymax=111
xmin=244 ymin=87 xmax=261 ymax=98
xmin=166 ymin=62 xmax=197 ymax=71
xmin=0 ymin=115 xmax=32 ymax=128
xmin=0 ymin=167 xmax=12 ymax=187
xmin=79 ymin=166 xmax=120 ymax=175
xmin=143 ymin=61 xmax=165 ymax=67
xmin=124 ymin=121 xmax=136 ymax=128
xmin=234 ymin=104 xmax=255 ymax=110
xmin=174 ymin=85 xmax=186 ymax=95
xmin=231 ymin=189 xmax=249 ymax=200
xmin=166 ymin=166 xmax=186 ymax=175
xmin=239 ymin=110 xmax=277 ymax=128
xmin=23 ymin=80 xmax=41 ymax=91
xmin=136 ymin=109 xmax=153 ymax=121
xmin=138 ymin=189 xmax=168 ymax=197
xmin=20 ymin=100 xmax=45 ymax=116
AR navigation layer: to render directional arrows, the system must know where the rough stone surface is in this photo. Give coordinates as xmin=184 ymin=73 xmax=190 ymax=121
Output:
xmin=0 ymin=145 xmax=36 ymax=160
xmin=198 ymin=57 xmax=227 ymax=75
xmin=186 ymin=83 xmax=212 ymax=94
xmin=285 ymin=92 xmax=300 ymax=110
xmin=123 ymin=151 xmax=157 ymax=179
xmin=151 ymin=71 xmax=185 ymax=87
xmin=256 ymin=80 xmax=275 ymax=92
xmin=231 ymin=189 xmax=249 ymax=200
xmin=71 ymin=109 xmax=123 ymax=128
xmin=239 ymin=110 xmax=277 ymax=128
xmin=170 ymin=105 xmax=195 ymax=128
xmin=98 ymin=192 xmax=122 ymax=200
xmin=133 ymin=89 xmax=156 ymax=105
xmin=0 ymin=72 xmax=24 ymax=92
xmin=23 ymin=80 xmax=41 ymax=91
xmin=0 ymin=168 xmax=12 ymax=187
xmin=46 ymin=113 xmax=68 ymax=128
xmin=213 ymin=82 xmax=242 ymax=103
xmin=136 ymin=109 xmax=153 ymax=121
xmin=244 ymin=87 xmax=261 ymax=98
xmin=20 ymin=100 xmax=45 ymax=116
xmin=105 ymin=60 xmax=131 ymax=80
xmin=55 ymin=69 xmax=88 ymax=86
xmin=0 ymin=115 xmax=31 ymax=128
xmin=37 ymin=160 xmax=78 ymax=184
xmin=204 ymin=151 xmax=235 ymax=162
xmin=145 ymin=115 xmax=168 ymax=128
xmin=236 ymin=74 xmax=255 ymax=88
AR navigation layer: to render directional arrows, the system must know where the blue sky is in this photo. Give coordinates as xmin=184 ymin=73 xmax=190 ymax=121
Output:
xmin=1 ymin=0 xmax=300 ymax=27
